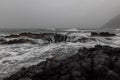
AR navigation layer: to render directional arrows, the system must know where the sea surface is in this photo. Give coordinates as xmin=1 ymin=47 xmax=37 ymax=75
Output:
xmin=0 ymin=28 xmax=117 ymax=34
xmin=0 ymin=28 xmax=120 ymax=80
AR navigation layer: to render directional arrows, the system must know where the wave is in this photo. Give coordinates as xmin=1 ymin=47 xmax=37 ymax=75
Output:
xmin=0 ymin=31 xmax=119 ymax=79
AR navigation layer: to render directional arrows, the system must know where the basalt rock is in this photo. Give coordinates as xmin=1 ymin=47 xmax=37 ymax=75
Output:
xmin=5 ymin=33 xmax=46 ymax=38
xmin=5 ymin=33 xmax=69 ymax=43
xmin=91 ymin=32 xmax=116 ymax=37
xmin=1 ymin=39 xmax=36 ymax=44
xmin=3 ymin=45 xmax=120 ymax=80
xmin=5 ymin=34 xmax=20 ymax=38
xmin=0 ymin=39 xmax=5 ymax=42
xmin=45 ymin=33 xmax=68 ymax=43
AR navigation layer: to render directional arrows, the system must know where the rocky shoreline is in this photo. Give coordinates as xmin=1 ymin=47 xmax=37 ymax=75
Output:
xmin=91 ymin=32 xmax=116 ymax=37
xmin=3 ymin=45 xmax=120 ymax=80
xmin=0 ymin=33 xmax=68 ymax=44
xmin=0 ymin=32 xmax=116 ymax=45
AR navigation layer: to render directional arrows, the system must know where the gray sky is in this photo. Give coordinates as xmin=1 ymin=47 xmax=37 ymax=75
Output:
xmin=0 ymin=0 xmax=120 ymax=28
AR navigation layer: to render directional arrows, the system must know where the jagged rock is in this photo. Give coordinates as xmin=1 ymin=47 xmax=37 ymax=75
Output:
xmin=1 ymin=39 xmax=36 ymax=44
xmin=91 ymin=32 xmax=116 ymax=37
xmin=2 ymin=32 xmax=116 ymax=45
xmin=5 ymin=34 xmax=20 ymax=38
xmin=0 ymin=39 xmax=5 ymax=42
xmin=4 ymin=45 xmax=120 ymax=80
xmin=0 ymin=39 xmax=5 ymax=44
xmin=5 ymin=33 xmax=46 ymax=38
xmin=4 ymin=33 xmax=69 ymax=43
xmin=44 ymin=33 xmax=68 ymax=43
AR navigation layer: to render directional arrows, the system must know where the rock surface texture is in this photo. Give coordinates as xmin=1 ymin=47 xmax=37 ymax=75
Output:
xmin=3 ymin=45 xmax=120 ymax=80
xmin=91 ymin=32 xmax=116 ymax=37
xmin=2 ymin=33 xmax=69 ymax=44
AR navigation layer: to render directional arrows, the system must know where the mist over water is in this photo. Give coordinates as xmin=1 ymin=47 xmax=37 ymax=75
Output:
xmin=0 ymin=0 xmax=120 ymax=80
xmin=0 ymin=0 xmax=120 ymax=28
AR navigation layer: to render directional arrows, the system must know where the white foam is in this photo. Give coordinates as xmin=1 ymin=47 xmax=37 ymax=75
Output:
xmin=68 ymin=32 xmax=90 ymax=37
xmin=0 ymin=32 xmax=120 ymax=79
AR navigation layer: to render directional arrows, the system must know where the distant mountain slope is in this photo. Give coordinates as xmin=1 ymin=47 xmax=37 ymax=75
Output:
xmin=101 ymin=15 xmax=120 ymax=29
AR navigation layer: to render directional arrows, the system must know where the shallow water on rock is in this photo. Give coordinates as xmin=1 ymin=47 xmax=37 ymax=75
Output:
xmin=0 ymin=31 xmax=120 ymax=80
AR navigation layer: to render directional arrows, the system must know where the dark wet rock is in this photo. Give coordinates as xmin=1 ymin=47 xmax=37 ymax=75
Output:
xmin=4 ymin=33 xmax=69 ymax=43
xmin=3 ymin=32 xmax=110 ymax=45
xmin=106 ymin=38 xmax=112 ymax=40
xmin=0 ymin=39 xmax=5 ymax=42
xmin=1 ymin=39 xmax=36 ymax=44
xmin=5 ymin=33 xmax=46 ymax=38
xmin=44 ymin=33 xmax=68 ymax=43
xmin=4 ymin=45 xmax=120 ymax=80
xmin=5 ymin=34 xmax=20 ymax=38
xmin=0 ymin=39 xmax=5 ymax=44
xmin=3 ymin=32 xmax=116 ymax=45
xmin=91 ymin=32 xmax=116 ymax=37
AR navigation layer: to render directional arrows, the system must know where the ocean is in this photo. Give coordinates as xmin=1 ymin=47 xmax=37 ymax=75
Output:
xmin=0 ymin=28 xmax=57 ymax=34
xmin=0 ymin=28 xmax=119 ymax=80
xmin=0 ymin=28 xmax=116 ymax=34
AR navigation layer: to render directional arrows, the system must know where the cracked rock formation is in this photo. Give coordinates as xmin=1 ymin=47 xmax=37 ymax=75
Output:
xmin=3 ymin=45 xmax=120 ymax=80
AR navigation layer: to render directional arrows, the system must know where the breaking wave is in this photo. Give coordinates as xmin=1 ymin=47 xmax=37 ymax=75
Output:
xmin=0 ymin=30 xmax=120 ymax=79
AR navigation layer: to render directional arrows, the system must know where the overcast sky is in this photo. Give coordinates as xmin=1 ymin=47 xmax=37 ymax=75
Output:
xmin=0 ymin=0 xmax=120 ymax=29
